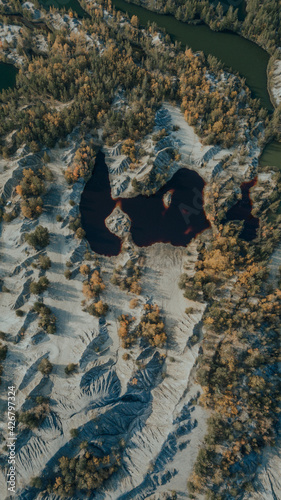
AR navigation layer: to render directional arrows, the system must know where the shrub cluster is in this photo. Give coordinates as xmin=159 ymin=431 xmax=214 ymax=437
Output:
xmin=29 ymin=276 xmax=49 ymax=295
xmin=49 ymin=450 xmax=121 ymax=497
xmin=15 ymin=166 xmax=52 ymax=219
xmin=118 ymin=304 xmax=167 ymax=348
xmin=18 ymin=400 xmax=50 ymax=429
xmin=33 ymin=302 xmax=56 ymax=334
xmin=111 ymin=260 xmax=141 ymax=295
xmin=25 ymin=226 xmax=50 ymax=249
xmin=65 ymin=142 xmax=96 ymax=183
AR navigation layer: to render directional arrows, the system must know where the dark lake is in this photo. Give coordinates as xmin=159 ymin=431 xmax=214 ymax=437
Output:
xmin=225 ymin=178 xmax=259 ymax=240
xmin=79 ymin=152 xmax=122 ymax=256
xmin=79 ymin=152 xmax=210 ymax=256
xmin=0 ymin=62 xmax=18 ymax=91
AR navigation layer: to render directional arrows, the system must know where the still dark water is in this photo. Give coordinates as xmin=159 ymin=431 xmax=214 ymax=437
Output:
xmin=259 ymin=141 xmax=281 ymax=171
xmin=0 ymin=62 xmax=18 ymax=91
xmin=80 ymin=152 xmax=121 ymax=256
xmin=80 ymin=152 xmax=210 ymax=256
xmin=225 ymin=178 xmax=259 ymax=240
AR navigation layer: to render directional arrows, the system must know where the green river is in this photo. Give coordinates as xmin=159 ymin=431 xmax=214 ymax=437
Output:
xmin=112 ymin=0 xmax=281 ymax=169
xmin=114 ymin=0 xmax=272 ymax=110
xmin=0 ymin=0 xmax=280 ymax=168
xmin=39 ymin=0 xmax=89 ymax=18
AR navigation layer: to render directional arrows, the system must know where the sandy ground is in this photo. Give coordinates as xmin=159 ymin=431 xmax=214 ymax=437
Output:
xmin=248 ymin=442 xmax=281 ymax=500
xmin=0 ymin=124 xmax=208 ymax=499
xmin=0 ymin=1 xmax=279 ymax=496
xmin=0 ymin=91 xmax=277 ymax=499
xmin=0 ymin=23 xmax=25 ymax=65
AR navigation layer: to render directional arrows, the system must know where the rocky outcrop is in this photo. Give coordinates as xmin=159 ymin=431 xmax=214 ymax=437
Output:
xmin=108 ymin=156 xmax=131 ymax=175
xmin=105 ymin=206 xmax=131 ymax=238
xmin=112 ymin=175 xmax=131 ymax=197
xmin=155 ymin=107 xmax=172 ymax=131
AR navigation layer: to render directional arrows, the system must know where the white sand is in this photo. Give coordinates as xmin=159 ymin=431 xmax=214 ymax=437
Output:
xmin=269 ymin=58 xmax=281 ymax=107
xmin=0 ymin=59 xmax=273 ymax=498
xmin=0 ymin=131 xmax=208 ymax=498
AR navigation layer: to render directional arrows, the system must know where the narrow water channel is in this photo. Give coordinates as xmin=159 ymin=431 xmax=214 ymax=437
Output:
xmin=38 ymin=0 xmax=89 ymax=18
xmin=0 ymin=62 xmax=18 ymax=91
xmin=259 ymin=141 xmax=281 ymax=171
xmin=225 ymin=178 xmax=259 ymax=240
